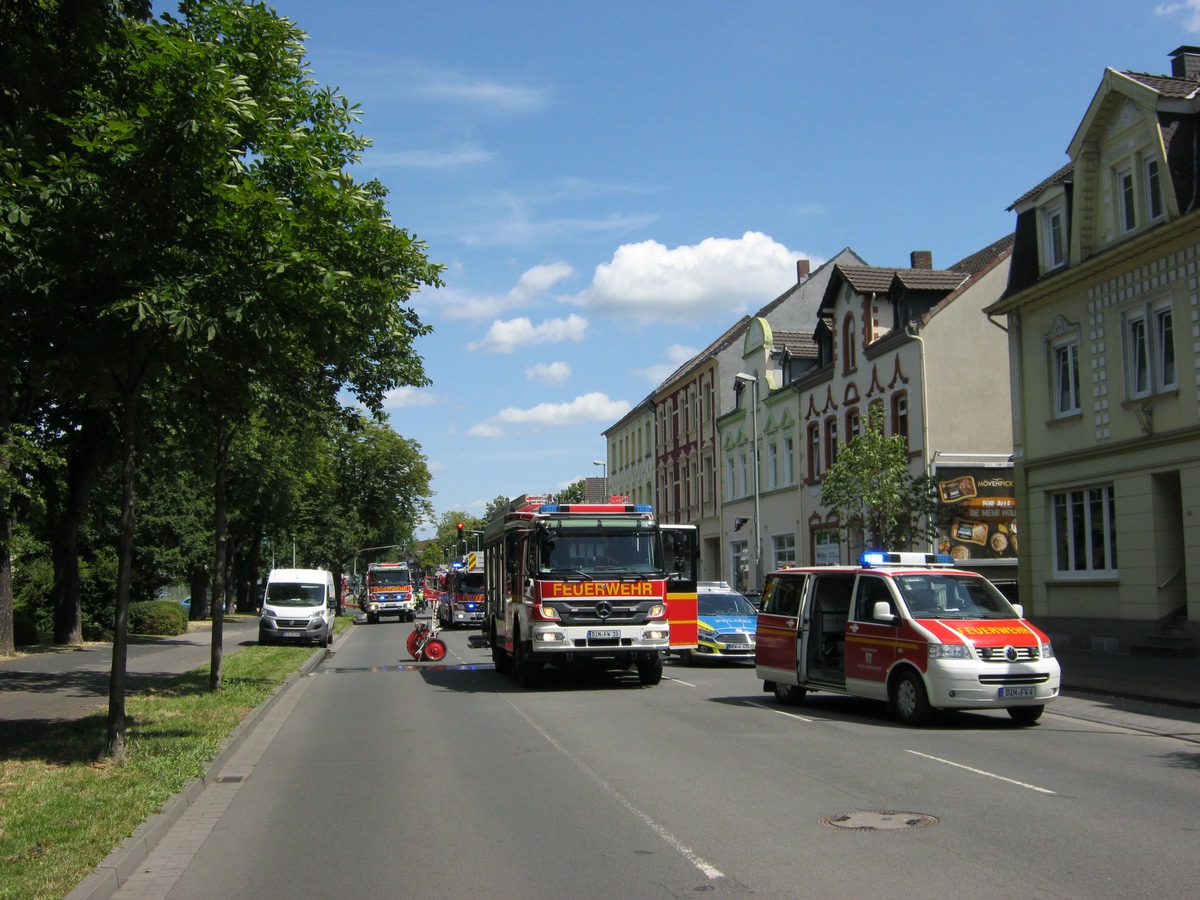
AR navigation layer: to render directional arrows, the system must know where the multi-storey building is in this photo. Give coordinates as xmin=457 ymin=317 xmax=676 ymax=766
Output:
xmin=986 ymin=46 xmax=1200 ymax=651
xmin=721 ymin=238 xmax=1014 ymax=592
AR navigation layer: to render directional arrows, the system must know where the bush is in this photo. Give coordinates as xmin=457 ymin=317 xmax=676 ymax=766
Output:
xmin=128 ymin=600 xmax=189 ymax=636
xmin=13 ymin=609 xmax=41 ymax=646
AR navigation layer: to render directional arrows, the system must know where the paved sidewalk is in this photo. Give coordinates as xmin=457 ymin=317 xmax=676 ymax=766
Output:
xmin=1055 ymin=646 xmax=1200 ymax=709
xmin=0 ymin=617 xmax=260 ymax=752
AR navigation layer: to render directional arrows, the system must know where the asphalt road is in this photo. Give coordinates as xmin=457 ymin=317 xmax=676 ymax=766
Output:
xmin=105 ymin=617 xmax=1200 ymax=900
xmin=0 ymin=616 xmax=260 ymax=752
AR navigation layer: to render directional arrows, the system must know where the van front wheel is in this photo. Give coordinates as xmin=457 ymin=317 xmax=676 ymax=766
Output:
xmin=891 ymin=670 xmax=932 ymax=726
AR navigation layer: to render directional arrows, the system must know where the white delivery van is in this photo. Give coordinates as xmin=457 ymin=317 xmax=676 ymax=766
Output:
xmin=259 ymin=568 xmax=336 ymax=648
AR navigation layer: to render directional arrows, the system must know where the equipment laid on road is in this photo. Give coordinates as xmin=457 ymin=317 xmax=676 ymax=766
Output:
xmin=406 ymin=618 xmax=447 ymax=662
xmin=756 ymin=551 xmax=1061 ymax=725
xmin=480 ymin=495 xmax=697 ymax=688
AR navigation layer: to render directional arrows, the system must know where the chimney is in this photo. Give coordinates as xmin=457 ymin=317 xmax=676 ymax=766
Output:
xmin=796 ymin=259 xmax=810 ymax=282
xmin=910 ymin=250 xmax=932 ymax=270
xmin=1170 ymin=45 xmax=1200 ymax=80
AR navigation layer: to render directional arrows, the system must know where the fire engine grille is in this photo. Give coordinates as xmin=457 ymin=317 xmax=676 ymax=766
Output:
xmin=977 ymin=646 xmax=1039 ymax=662
xmin=573 ymin=637 xmax=635 ymax=648
xmin=550 ymin=603 xmax=647 ymax=626
xmin=977 ymin=673 xmax=1050 ymax=686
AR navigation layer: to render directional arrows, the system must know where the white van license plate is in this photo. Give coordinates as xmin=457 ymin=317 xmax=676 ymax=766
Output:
xmin=589 ymin=629 xmax=620 ymax=640
xmin=999 ymin=686 xmax=1036 ymax=698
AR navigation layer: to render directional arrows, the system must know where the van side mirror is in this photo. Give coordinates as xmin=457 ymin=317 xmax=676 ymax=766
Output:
xmin=1011 ymin=603 xmax=1024 ymax=618
xmin=872 ymin=600 xmax=897 ymax=624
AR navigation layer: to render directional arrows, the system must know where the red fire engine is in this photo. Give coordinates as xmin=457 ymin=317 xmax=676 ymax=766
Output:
xmin=481 ymin=495 xmax=697 ymax=687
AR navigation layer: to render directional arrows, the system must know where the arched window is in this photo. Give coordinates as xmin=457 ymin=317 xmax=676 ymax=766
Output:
xmin=842 ymin=315 xmax=857 ymax=373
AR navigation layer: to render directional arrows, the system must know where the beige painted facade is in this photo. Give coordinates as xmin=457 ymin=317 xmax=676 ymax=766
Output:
xmin=987 ymin=48 xmax=1200 ymax=650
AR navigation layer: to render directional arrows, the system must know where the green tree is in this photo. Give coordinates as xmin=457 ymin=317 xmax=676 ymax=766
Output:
xmin=819 ymin=414 xmax=937 ymax=553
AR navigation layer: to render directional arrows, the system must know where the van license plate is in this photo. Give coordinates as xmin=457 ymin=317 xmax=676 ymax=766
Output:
xmin=999 ymin=686 xmax=1036 ymax=698
xmin=589 ymin=629 xmax=620 ymax=640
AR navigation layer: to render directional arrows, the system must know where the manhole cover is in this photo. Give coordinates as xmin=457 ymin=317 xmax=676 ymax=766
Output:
xmin=819 ymin=810 xmax=939 ymax=832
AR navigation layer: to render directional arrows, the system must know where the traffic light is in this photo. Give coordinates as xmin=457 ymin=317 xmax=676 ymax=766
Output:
xmin=456 ymin=522 xmax=464 ymax=537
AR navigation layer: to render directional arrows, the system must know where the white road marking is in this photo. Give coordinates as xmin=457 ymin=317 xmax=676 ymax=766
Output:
xmin=905 ymin=749 xmax=1056 ymax=794
xmin=503 ymin=694 xmax=725 ymax=880
xmin=744 ymin=699 xmax=815 ymax=722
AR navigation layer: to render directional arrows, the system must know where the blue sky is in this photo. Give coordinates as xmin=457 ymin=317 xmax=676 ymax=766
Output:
xmin=259 ymin=0 xmax=1198 ymax=534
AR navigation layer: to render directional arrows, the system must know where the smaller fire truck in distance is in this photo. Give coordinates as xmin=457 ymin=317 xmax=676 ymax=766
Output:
xmin=482 ymin=495 xmax=694 ymax=688
xmin=361 ymin=561 xmax=415 ymax=623
xmin=438 ymin=552 xmax=486 ymax=629
xmin=756 ymin=551 xmax=1061 ymax=725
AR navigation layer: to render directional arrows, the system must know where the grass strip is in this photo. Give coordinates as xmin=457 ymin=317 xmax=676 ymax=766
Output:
xmin=0 ymin=619 xmax=351 ymax=900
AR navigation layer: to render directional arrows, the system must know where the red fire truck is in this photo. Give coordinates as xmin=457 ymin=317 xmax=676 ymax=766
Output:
xmin=438 ymin=552 xmax=487 ymax=628
xmin=481 ymin=495 xmax=697 ymax=687
xmin=360 ymin=561 xmax=416 ymax=623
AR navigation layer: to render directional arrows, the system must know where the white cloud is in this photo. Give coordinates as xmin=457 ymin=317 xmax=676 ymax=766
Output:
xmin=368 ymin=144 xmax=493 ymax=169
xmin=1157 ymin=1 xmax=1200 ymax=32
xmin=382 ymin=386 xmax=441 ymax=410
xmin=441 ymin=262 xmax=576 ymax=321
xmin=416 ymin=75 xmax=551 ymax=114
xmin=633 ymin=343 xmax=701 ymax=385
xmin=470 ymin=392 xmax=632 ymax=438
xmin=470 ymin=314 xmax=589 ymax=353
xmin=526 ymin=361 xmax=571 ymax=384
xmin=571 ymin=231 xmax=818 ymax=323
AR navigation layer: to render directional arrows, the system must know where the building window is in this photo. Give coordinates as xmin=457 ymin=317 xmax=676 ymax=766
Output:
xmin=782 ymin=436 xmax=795 ymax=485
xmin=766 ymin=441 xmax=778 ymax=491
xmin=725 ymin=457 xmax=735 ymax=502
xmin=842 ymin=315 xmax=857 ymax=372
xmin=772 ymin=533 xmax=796 ymax=569
xmin=737 ymin=452 xmax=748 ymax=499
xmin=807 ymin=422 xmax=821 ymax=482
xmin=1117 ymin=165 xmax=1136 ymax=233
xmin=1052 ymin=339 xmax=1081 ymax=417
xmin=1124 ymin=301 xmax=1176 ymax=399
xmin=846 ymin=408 xmax=861 ymax=440
xmin=1052 ymin=485 xmax=1117 ymax=575
xmin=1043 ymin=203 xmax=1066 ymax=269
xmin=892 ymin=393 xmax=909 ymax=446
xmin=825 ymin=417 xmax=838 ymax=467
xmin=1145 ymin=158 xmax=1164 ymax=221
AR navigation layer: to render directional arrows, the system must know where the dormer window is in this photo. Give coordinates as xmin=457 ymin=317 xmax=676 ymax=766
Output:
xmin=1043 ymin=202 xmax=1066 ymax=270
xmin=1145 ymin=157 xmax=1164 ymax=221
xmin=1117 ymin=165 xmax=1136 ymax=233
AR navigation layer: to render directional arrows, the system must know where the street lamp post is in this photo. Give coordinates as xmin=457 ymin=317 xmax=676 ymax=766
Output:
xmin=734 ymin=373 xmax=761 ymax=592
xmin=593 ymin=458 xmax=607 ymax=498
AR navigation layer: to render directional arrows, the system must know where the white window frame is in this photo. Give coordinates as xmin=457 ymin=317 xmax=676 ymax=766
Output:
xmin=1042 ymin=202 xmax=1066 ymax=270
xmin=725 ymin=457 xmax=735 ymax=503
xmin=1052 ymin=338 xmax=1082 ymax=418
xmin=772 ymin=533 xmax=796 ymax=569
xmin=1144 ymin=157 xmax=1164 ymax=222
xmin=1123 ymin=299 xmax=1176 ymax=399
xmin=1116 ymin=164 xmax=1137 ymax=233
xmin=1052 ymin=485 xmax=1117 ymax=577
xmin=766 ymin=440 xmax=778 ymax=491
xmin=782 ymin=436 xmax=795 ymax=486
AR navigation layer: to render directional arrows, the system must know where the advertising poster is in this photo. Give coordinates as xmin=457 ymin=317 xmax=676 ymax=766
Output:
xmin=934 ymin=465 xmax=1017 ymax=562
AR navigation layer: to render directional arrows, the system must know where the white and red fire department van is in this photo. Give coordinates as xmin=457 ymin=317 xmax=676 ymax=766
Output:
xmin=755 ymin=552 xmax=1060 ymax=725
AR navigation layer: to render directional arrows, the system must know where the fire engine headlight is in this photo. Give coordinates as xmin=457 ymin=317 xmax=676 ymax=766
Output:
xmin=534 ymin=605 xmax=560 ymax=621
xmin=928 ymin=643 xmax=972 ymax=659
xmin=643 ymin=629 xmax=669 ymax=641
xmin=1041 ymin=642 xmax=1055 ymax=658
xmin=535 ymin=631 xmax=565 ymax=643
xmin=646 ymin=603 xmax=665 ymax=619
xmin=368 ymin=603 xmax=378 ymax=611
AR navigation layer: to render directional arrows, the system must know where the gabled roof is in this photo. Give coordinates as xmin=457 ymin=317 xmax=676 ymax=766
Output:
xmin=650 ymin=315 xmax=750 ymax=398
xmin=1009 ymin=162 xmax=1073 ymax=211
xmin=771 ymin=331 xmax=817 ymax=360
xmin=947 ymin=233 xmax=1016 ymax=276
xmin=1120 ymin=69 xmax=1200 ymax=98
xmin=893 ymin=269 xmax=968 ymax=292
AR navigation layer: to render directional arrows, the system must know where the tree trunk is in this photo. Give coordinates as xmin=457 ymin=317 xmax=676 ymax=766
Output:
xmin=209 ymin=411 xmax=228 ymax=692
xmin=51 ymin=415 xmax=104 ymax=645
xmin=106 ymin=387 xmax=140 ymax=760
xmin=188 ymin=567 xmax=207 ymax=621
xmin=0 ymin=390 xmax=14 ymax=658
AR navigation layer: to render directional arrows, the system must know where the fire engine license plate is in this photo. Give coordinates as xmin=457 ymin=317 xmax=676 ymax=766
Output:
xmin=588 ymin=629 xmax=620 ymax=640
xmin=999 ymin=686 xmax=1036 ymax=698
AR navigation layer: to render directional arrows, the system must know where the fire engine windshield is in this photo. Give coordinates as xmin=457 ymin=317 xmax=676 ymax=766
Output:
xmin=537 ymin=522 xmax=662 ymax=577
xmin=894 ymin=573 xmax=1018 ymax=619
xmin=369 ymin=569 xmax=410 ymax=587
xmin=458 ymin=572 xmax=485 ymax=592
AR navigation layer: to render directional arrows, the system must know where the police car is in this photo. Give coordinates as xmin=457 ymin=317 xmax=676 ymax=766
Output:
xmin=678 ymin=581 xmax=758 ymax=664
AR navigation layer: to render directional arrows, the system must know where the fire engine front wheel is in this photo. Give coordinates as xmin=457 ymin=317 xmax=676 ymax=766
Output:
xmin=636 ymin=654 xmax=663 ymax=686
xmin=891 ymin=670 xmax=933 ymax=726
xmin=512 ymin=636 xmax=542 ymax=688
